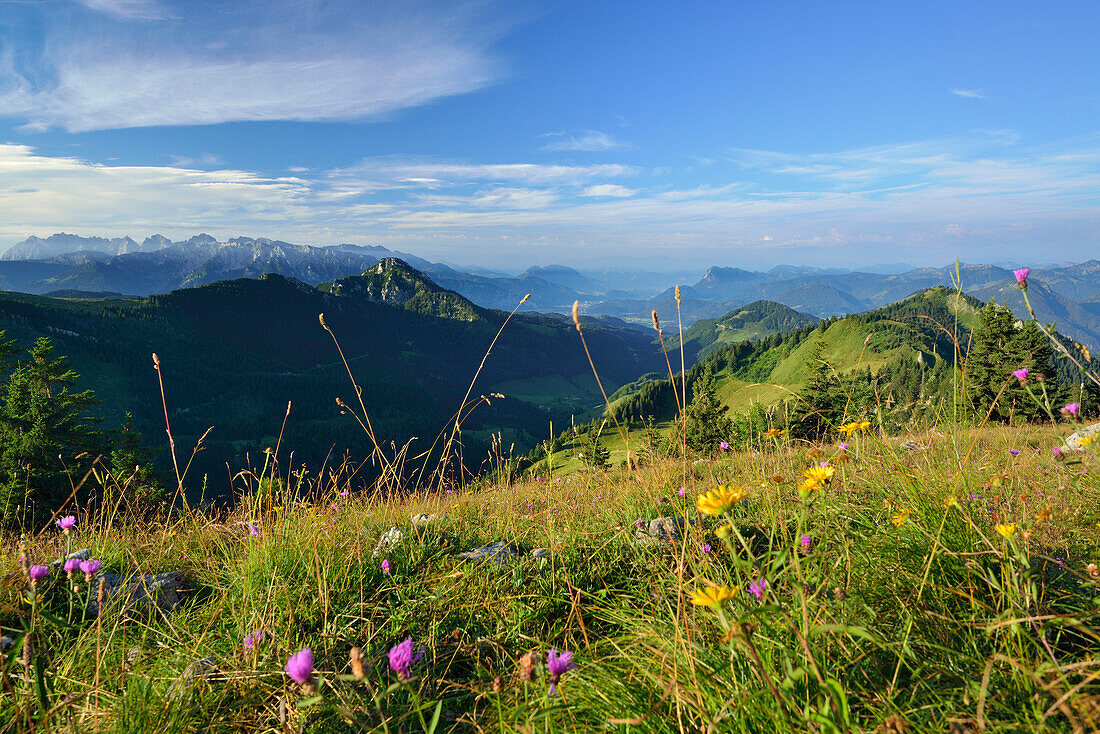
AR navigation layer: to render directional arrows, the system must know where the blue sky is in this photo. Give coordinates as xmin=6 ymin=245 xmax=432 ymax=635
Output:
xmin=1 ymin=0 xmax=1098 ymax=270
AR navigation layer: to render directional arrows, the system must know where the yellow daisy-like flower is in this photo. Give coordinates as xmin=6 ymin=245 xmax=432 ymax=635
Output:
xmin=995 ymin=523 xmax=1017 ymax=538
xmin=763 ymin=428 xmax=787 ymax=438
xmin=690 ymin=585 xmax=736 ymax=607
xmin=1034 ymin=506 xmax=1052 ymax=524
xmin=891 ymin=508 xmax=912 ymax=527
xmin=696 ymin=485 xmax=748 ymax=516
xmin=1079 ymin=435 xmax=1095 ymax=447
xmin=857 ymin=420 xmax=872 ymax=431
xmin=837 ymin=422 xmax=860 ymax=435
xmin=799 ymin=478 xmax=823 ymax=494
xmin=802 ymin=465 xmax=836 ymax=485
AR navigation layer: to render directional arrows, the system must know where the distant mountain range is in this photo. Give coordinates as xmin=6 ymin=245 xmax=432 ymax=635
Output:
xmin=4 ymin=232 xmax=1099 ymax=349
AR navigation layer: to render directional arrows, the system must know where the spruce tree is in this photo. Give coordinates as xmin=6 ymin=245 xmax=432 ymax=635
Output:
xmin=965 ymin=302 xmax=1018 ymax=421
xmin=684 ymin=369 xmax=733 ymax=451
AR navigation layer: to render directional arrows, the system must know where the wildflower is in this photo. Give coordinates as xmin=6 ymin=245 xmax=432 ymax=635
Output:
xmin=1012 ymin=368 xmax=1029 ymax=384
xmin=747 ymin=577 xmax=768 ymax=602
xmin=769 ymin=474 xmax=786 ymax=484
xmin=696 ymin=485 xmax=747 ymax=516
xmin=247 ymin=523 xmax=260 ymax=537
xmin=837 ymin=442 xmax=849 ymax=451
xmin=944 ymin=495 xmax=959 ymax=508
xmin=63 ymin=558 xmax=82 ymax=578
xmin=995 ymin=523 xmax=1017 ymax=538
xmin=802 ymin=465 xmax=835 ymax=486
xmin=1087 ymin=563 xmax=1099 ymax=579
xmin=702 ymin=543 xmax=712 ymax=554
xmin=1013 ymin=267 xmax=1030 ymax=287
xmin=339 ymin=490 xmax=350 ymax=497
xmin=1035 ymin=506 xmax=1052 ymax=524
xmin=858 ymin=420 xmax=871 ymax=431
xmin=1008 ymin=449 xmax=1020 ymax=456
xmin=29 ymin=565 xmax=49 ymax=586
xmin=56 ymin=515 xmax=76 ymax=533
xmin=763 ymin=428 xmax=786 ymax=438
xmin=547 ymin=648 xmax=577 ymax=695
xmin=690 ymin=585 xmax=735 ymax=607
xmin=799 ymin=479 xmax=822 ymax=494
xmin=719 ymin=441 xmax=730 ymax=451
xmin=634 ymin=518 xmax=644 ymax=528
xmin=1061 ymin=402 xmax=1081 ymax=418
xmin=1079 ymin=435 xmax=1095 ymax=447
xmin=837 ymin=422 xmax=860 ymax=435
xmin=243 ymin=630 xmax=264 ymax=650
xmin=381 ymin=559 xmax=391 ymax=575
xmin=891 ymin=509 xmax=912 ymax=527
xmin=799 ymin=534 xmax=812 ymax=553
xmin=388 ymin=637 xmax=424 ymax=681
xmin=285 ymin=647 xmax=313 ymax=686
xmin=79 ymin=559 xmax=101 ymax=579
xmin=678 ymin=486 xmax=686 ymax=497
xmin=1053 ymin=447 xmax=1064 ymax=461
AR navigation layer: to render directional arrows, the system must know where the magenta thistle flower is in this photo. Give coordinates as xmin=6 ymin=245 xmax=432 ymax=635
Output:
xmin=381 ymin=559 xmax=391 ymax=575
xmin=243 ymin=630 xmax=264 ymax=650
xmin=678 ymin=486 xmax=687 ymax=497
xmin=547 ymin=648 xmax=577 ymax=695
xmin=1012 ymin=368 xmax=1029 ymax=383
xmin=837 ymin=442 xmax=849 ymax=451
xmin=388 ymin=637 xmax=424 ymax=680
xmin=56 ymin=515 xmax=76 ymax=533
xmin=800 ymin=534 xmax=812 ymax=552
xmin=634 ymin=518 xmax=644 ymax=528
xmin=63 ymin=558 xmax=82 ymax=576
xmin=702 ymin=543 xmax=712 ymax=554
xmin=1013 ymin=267 xmax=1030 ymax=284
xmin=29 ymin=565 xmax=49 ymax=585
xmin=285 ymin=647 xmax=313 ymax=685
xmin=747 ymin=577 xmax=768 ymax=602
xmin=1061 ymin=402 xmax=1081 ymax=418
xmin=247 ymin=523 xmax=260 ymax=537
xmin=79 ymin=559 xmax=101 ymax=579
xmin=339 ymin=490 xmax=350 ymax=497
xmin=1008 ymin=449 xmax=1020 ymax=455
xmin=719 ymin=441 xmax=730 ymax=451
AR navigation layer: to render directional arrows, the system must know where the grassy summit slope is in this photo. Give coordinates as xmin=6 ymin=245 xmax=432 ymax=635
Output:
xmin=3 ymin=423 xmax=1097 ymax=731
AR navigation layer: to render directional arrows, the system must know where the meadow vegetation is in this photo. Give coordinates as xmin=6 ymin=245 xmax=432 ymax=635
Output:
xmin=2 ymin=270 xmax=1100 ymax=732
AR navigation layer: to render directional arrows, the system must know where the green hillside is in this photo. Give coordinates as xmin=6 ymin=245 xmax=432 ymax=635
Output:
xmin=614 ymin=287 xmax=984 ymax=427
xmin=667 ymin=299 xmax=816 ymax=365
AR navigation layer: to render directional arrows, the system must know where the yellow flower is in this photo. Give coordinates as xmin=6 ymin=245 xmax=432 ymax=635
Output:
xmin=763 ymin=428 xmax=787 ymax=438
xmin=696 ymin=485 xmax=747 ymax=516
xmin=715 ymin=524 xmax=734 ymax=539
xmin=690 ymin=585 xmax=736 ymax=607
xmin=1079 ymin=436 xmax=1095 ymax=447
xmin=995 ymin=523 xmax=1017 ymax=538
xmin=891 ymin=508 xmax=912 ymax=527
xmin=799 ymin=478 xmax=822 ymax=494
xmin=837 ymin=422 xmax=860 ymax=435
xmin=944 ymin=495 xmax=958 ymax=508
xmin=857 ymin=421 xmax=871 ymax=431
xmin=802 ymin=465 xmax=836 ymax=485
xmin=1034 ymin=506 xmax=1052 ymax=524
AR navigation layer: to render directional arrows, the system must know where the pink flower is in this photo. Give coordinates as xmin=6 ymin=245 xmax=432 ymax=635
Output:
xmin=1012 ymin=368 xmax=1029 ymax=383
xmin=339 ymin=490 xmax=350 ymax=497
xmin=247 ymin=523 xmax=260 ymax=537
xmin=800 ymin=534 xmax=812 ymax=552
xmin=243 ymin=630 xmax=264 ymax=650
xmin=79 ymin=559 xmax=101 ymax=579
xmin=547 ymin=648 xmax=577 ymax=695
xmin=837 ymin=442 xmax=849 ymax=451
xmin=381 ymin=559 xmax=391 ymax=575
xmin=285 ymin=647 xmax=313 ymax=685
xmin=747 ymin=577 xmax=768 ymax=602
xmin=702 ymin=543 xmax=712 ymax=554
xmin=1013 ymin=267 xmax=1030 ymax=285
xmin=388 ymin=637 xmax=424 ymax=680
xmin=56 ymin=515 xmax=76 ymax=533
xmin=719 ymin=441 xmax=730 ymax=451
xmin=29 ymin=565 xmax=49 ymax=585
xmin=634 ymin=518 xmax=644 ymax=528
xmin=1061 ymin=402 xmax=1081 ymax=418
xmin=678 ymin=487 xmax=686 ymax=497
xmin=1008 ymin=449 xmax=1020 ymax=456
xmin=63 ymin=558 xmax=81 ymax=576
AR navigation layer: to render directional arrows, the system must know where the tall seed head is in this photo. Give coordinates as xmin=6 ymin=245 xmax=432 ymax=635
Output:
xmin=572 ymin=301 xmax=581 ymax=332
xmin=520 ymin=293 xmax=531 ymax=305
xmin=675 ymin=285 xmax=681 ymax=304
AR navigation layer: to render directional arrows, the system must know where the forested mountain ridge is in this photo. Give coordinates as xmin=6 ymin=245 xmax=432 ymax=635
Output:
xmin=0 ymin=260 xmax=664 ymax=501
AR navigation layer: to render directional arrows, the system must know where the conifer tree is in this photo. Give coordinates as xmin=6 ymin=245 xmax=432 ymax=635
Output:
xmin=684 ymin=369 xmax=732 ymax=451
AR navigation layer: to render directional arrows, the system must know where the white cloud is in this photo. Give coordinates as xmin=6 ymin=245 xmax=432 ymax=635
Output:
xmin=332 ymin=159 xmax=636 ymax=188
xmin=0 ymin=0 xmax=511 ymax=131
xmin=581 ymin=184 xmax=635 ymax=198
xmin=950 ymin=88 xmax=986 ymax=99
xmin=76 ymin=0 xmax=171 ymax=20
xmin=541 ymin=130 xmax=630 ymax=151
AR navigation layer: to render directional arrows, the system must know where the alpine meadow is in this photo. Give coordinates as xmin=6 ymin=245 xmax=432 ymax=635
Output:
xmin=2 ymin=2 xmax=1100 ymax=733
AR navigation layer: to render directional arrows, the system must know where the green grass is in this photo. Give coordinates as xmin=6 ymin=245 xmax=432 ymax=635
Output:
xmin=3 ymin=421 xmax=1099 ymax=733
